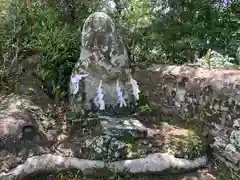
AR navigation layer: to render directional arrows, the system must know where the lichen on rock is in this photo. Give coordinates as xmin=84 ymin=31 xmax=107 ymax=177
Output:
xmin=69 ymin=12 xmax=140 ymax=115
xmin=85 ymin=135 xmax=127 ymax=161
xmin=230 ymin=119 xmax=240 ymax=148
xmin=133 ymin=65 xmax=240 ymax=178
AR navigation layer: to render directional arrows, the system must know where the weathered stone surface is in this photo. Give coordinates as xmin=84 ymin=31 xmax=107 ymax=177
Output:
xmin=0 ymin=113 xmax=37 ymax=145
xmin=85 ymin=135 xmax=127 ymax=160
xmin=0 ymin=95 xmax=49 ymax=173
xmin=0 ymin=93 xmax=69 ymax=174
xmin=77 ymin=116 xmax=206 ymax=161
xmin=69 ymin=12 xmax=140 ymax=114
xmin=0 ymin=91 xmax=209 ymax=178
xmin=230 ymin=119 xmax=240 ymax=148
xmin=76 ymin=116 xmax=150 ymax=160
xmin=133 ymin=64 xmax=240 ymax=174
xmin=99 ymin=116 xmax=147 ymax=138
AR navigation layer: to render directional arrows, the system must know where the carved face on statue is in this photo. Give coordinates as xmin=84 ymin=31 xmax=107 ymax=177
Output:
xmin=69 ymin=12 xmax=140 ymax=114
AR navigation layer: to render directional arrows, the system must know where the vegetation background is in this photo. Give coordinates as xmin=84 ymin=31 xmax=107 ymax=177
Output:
xmin=0 ymin=0 xmax=240 ymax=102
xmin=0 ymin=0 xmax=240 ymax=179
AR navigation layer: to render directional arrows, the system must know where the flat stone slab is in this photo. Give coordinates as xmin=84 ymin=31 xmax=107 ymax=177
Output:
xmin=98 ymin=116 xmax=147 ymax=138
xmin=85 ymin=135 xmax=127 ymax=160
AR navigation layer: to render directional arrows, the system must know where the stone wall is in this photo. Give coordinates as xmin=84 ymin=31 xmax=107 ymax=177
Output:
xmin=133 ymin=64 xmax=240 ymax=173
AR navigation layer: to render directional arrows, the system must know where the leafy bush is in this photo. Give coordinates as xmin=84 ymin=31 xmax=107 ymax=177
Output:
xmin=151 ymin=0 xmax=240 ymax=65
xmin=1 ymin=0 xmax=240 ymax=99
xmin=0 ymin=0 xmax=105 ymax=98
xmin=196 ymin=49 xmax=238 ymax=69
xmin=1 ymin=0 xmax=80 ymax=97
xmin=0 ymin=0 xmax=22 ymax=90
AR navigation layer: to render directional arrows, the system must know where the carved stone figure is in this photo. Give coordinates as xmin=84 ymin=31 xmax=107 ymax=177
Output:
xmin=69 ymin=12 xmax=140 ymax=115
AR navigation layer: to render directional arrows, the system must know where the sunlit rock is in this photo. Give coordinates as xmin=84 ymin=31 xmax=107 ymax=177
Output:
xmin=99 ymin=116 xmax=147 ymax=138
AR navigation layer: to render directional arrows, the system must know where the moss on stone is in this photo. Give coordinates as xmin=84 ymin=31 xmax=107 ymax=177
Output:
xmin=123 ymin=138 xmax=152 ymax=159
xmin=162 ymin=130 xmax=207 ymax=159
xmin=214 ymin=157 xmax=240 ymax=180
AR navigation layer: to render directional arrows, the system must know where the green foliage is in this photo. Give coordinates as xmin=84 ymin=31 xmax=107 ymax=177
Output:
xmin=151 ymin=0 xmax=240 ymax=65
xmin=114 ymin=1 xmax=167 ymax=66
xmin=0 ymin=0 xmax=21 ymax=91
xmin=21 ymin=1 xmax=82 ymax=98
xmin=163 ymin=130 xmax=206 ymax=159
xmin=138 ymin=92 xmax=152 ymax=114
xmin=1 ymin=0 xmax=86 ymax=97
xmin=196 ymin=49 xmax=238 ymax=69
xmin=1 ymin=0 xmax=240 ymax=98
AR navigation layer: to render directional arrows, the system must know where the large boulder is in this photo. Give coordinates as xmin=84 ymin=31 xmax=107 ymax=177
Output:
xmin=133 ymin=64 xmax=240 ymax=178
xmin=69 ymin=12 xmax=140 ymax=115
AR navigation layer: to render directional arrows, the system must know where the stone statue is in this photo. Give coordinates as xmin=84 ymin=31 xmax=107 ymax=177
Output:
xmin=66 ymin=12 xmax=208 ymax=166
xmin=69 ymin=12 xmax=140 ymax=116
